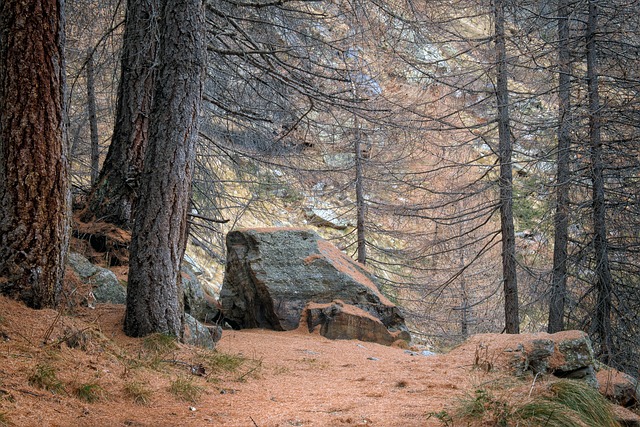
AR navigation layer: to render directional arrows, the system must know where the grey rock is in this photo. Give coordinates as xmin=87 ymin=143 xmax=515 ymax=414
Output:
xmin=304 ymin=208 xmax=350 ymax=230
xmin=524 ymin=339 xmax=555 ymax=374
xmin=405 ymin=349 xmax=437 ymax=357
xmin=220 ymin=228 xmax=408 ymax=340
xmin=506 ymin=331 xmax=598 ymax=387
xmin=67 ymin=252 xmax=100 ymax=278
xmin=597 ymin=369 xmax=639 ymax=407
xmin=556 ymin=335 xmax=596 ymax=371
xmin=183 ymin=253 xmax=204 ymax=276
xmin=182 ymin=264 xmax=225 ymax=326
xmin=91 ymin=268 xmax=126 ymax=304
xmin=67 ymin=252 xmax=126 ymax=304
xmin=323 ymin=153 xmax=355 ymax=168
xmin=182 ymin=313 xmax=222 ymax=349
xmin=182 ymin=265 xmax=208 ymax=321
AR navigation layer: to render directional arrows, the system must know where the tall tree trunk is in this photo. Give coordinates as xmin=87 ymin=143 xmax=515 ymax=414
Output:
xmin=495 ymin=0 xmax=520 ymax=334
xmin=124 ymin=0 xmax=205 ymax=337
xmin=548 ymin=0 xmax=571 ymax=333
xmin=0 ymin=0 xmax=70 ymax=309
xmin=82 ymin=0 xmax=160 ymax=227
xmin=586 ymin=0 xmax=613 ymax=363
xmin=354 ymin=114 xmax=367 ymax=265
xmin=87 ymin=49 xmax=100 ymax=186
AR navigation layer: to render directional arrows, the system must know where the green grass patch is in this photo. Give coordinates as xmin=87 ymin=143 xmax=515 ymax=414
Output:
xmin=143 ymin=333 xmax=178 ymax=354
xmin=538 ymin=380 xmax=619 ymax=426
xmin=73 ymin=382 xmax=105 ymax=403
xmin=457 ymin=388 xmax=512 ymax=426
xmin=28 ymin=363 xmax=64 ymax=394
xmin=205 ymin=351 xmax=245 ymax=372
xmin=123 ymin=381 xmax=153 ymax=405
xmin=169 ymin=376 xmax=203 ymax=403
xmin=433 ymin=379 xmax=621 ymax=427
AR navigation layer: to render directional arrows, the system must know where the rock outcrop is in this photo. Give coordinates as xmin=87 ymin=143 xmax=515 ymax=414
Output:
xmin=597 ymin=368 xmax=639 ymax=407
xmin=452 ymin=330 xmax=599 ymax=386
xmin=220 ymin=228 xmax=408 ymax=344
xmin=302 ymin=300 xmax=410 ymax=345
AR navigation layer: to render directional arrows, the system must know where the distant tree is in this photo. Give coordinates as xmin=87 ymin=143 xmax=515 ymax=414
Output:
xmin=82 ymin=0 xmax=160 ymax=227
xmin=0 ymin=0 xmax=70 ymax=308
xmin=124 ymin=0 xmax=205 ymax=337
xmin=65 ymin=0 xmax=123 ymax=189
xmin=86 ymin=49 xmax=100 ymax=186
xmin=495 ymin=0 xmax=519 ymax=334
xmin=585 ymin=0 xmax=613 ymax=362
xmin=548 ymin=0 xmax=572 ymax=333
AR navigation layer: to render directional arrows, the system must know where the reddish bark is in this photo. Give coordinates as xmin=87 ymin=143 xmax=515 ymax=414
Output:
xmin=0 ymin=0 xmax=70 ymax=308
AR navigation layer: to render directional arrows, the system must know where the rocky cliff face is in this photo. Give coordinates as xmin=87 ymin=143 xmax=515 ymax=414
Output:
xmin=220 ymin=228 xmax=408 ymax=342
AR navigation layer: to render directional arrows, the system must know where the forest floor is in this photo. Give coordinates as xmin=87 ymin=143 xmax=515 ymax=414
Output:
xmin=1 ymin=292 xmax=638 ymax=427
xmin=0 ymin=291 xmax=543 ymax=427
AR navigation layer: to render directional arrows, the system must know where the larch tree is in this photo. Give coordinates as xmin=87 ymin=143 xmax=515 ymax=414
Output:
xmin=585 ymin=0 xmax=613 ymax=362
xmin=124 ymin=0 xmax=205 ymax=337
xmin=82 ymin=0 xmax=160 ymax=228
xmin=494 ymin=0 xmax=519 ymax=334
xmin=548 ymin=0 xmax=572 ymax=333
xmin=86 ymin=49 xmax=100 ymax=186
xmin=0 ymin=0 xmax=70 ymax=308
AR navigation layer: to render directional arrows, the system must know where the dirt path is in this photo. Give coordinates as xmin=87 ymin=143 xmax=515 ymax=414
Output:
xmin=213 ymin=328 xmax=468 ymax=426
xmin=0 ymin=297 xmax=478 ymax=427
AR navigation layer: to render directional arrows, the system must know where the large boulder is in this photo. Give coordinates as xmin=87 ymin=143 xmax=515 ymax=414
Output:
xmin=220 ymin=228 xmax=408 ymax=339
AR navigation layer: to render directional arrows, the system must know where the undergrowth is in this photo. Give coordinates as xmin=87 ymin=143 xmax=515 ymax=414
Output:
xmin=143 ymin=333 xmax=178 ymax=354
xmin=195 ymin=349 xmax=262 ymax=382
xmin=73 ymin=382 xmax=105 ymax=403
xmin=123 ymin=381 xmax=153 ymax=405
xmin=28 ymin=363 xmax=65 ymax=394
xmin=169 ymin=376 xmax=203 ymax=403
xmin=204 ymin=351 xmax=245 ymax=372
xmin=0 ymin=412 xmax=9 ymax=427
xmin=123 ymin=332 xmax=180 ymax=371
xmin=428 ymin=379 xmax=621 ymax=427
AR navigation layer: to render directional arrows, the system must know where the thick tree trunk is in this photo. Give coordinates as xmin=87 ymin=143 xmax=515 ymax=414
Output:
xmin=87 ymin=49 xmax=100 ymax=186
xmin=82 ymin=0 xmax=160 ymax=227
xmin=548 ymin=0 xmax=571 ymax=333
xmin=495 ymin=0 xmax=520 ymax=334
xmin=586 ymin=0 xmax=613 ymax=363
xmin=0 ymin=0 xmax=70 ymax=308
xmin=124 ymin=0 xmax=205 ymax=337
